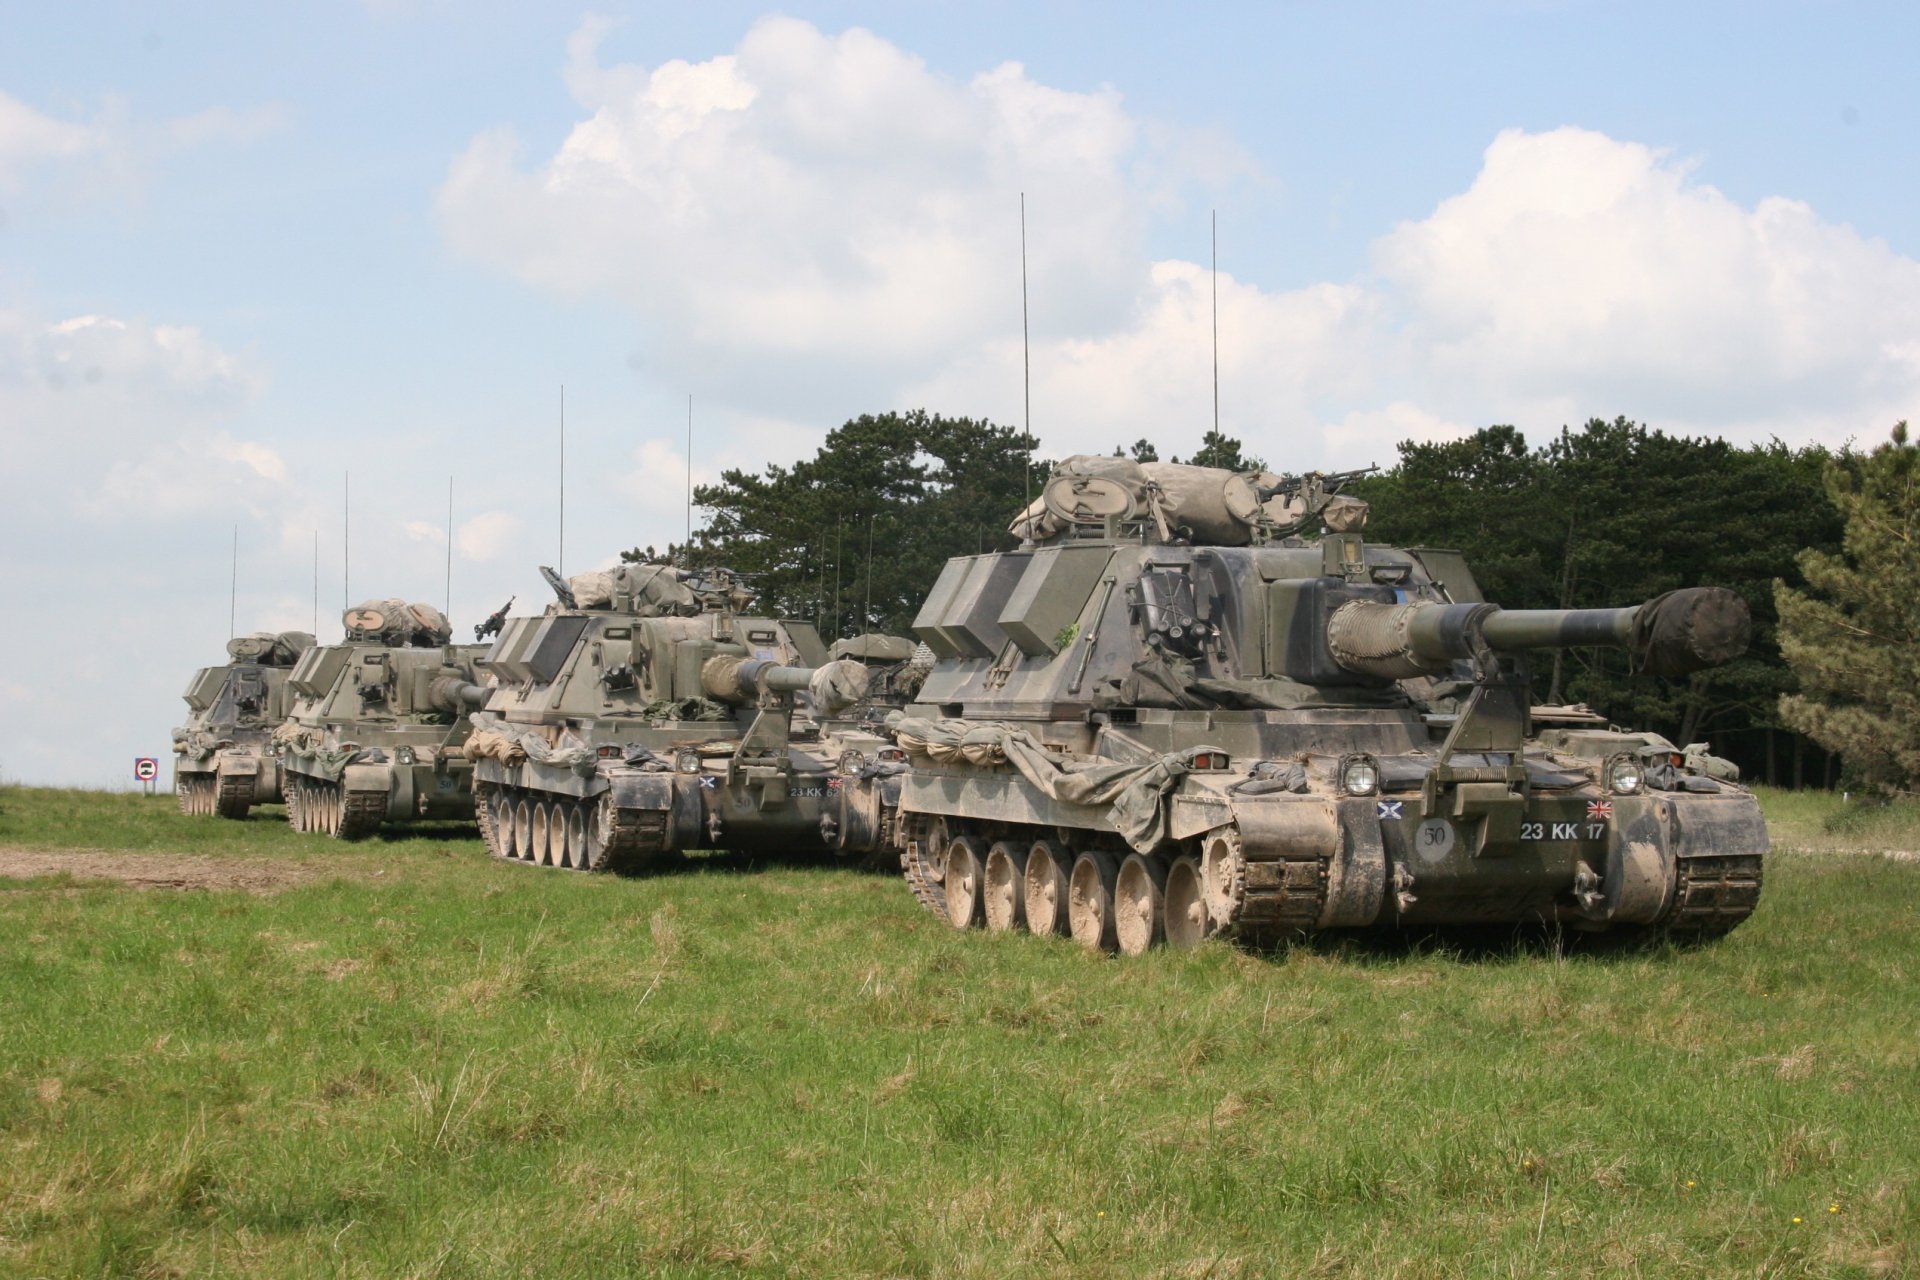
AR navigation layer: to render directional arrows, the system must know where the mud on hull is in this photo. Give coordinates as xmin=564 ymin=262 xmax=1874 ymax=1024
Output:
xmin=886 ymin=771 xmax=1766 ymax=954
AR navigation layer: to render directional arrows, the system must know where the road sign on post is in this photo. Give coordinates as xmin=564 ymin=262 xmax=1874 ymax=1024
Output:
xmin=134 ymin=756 xmax=159 ymax=795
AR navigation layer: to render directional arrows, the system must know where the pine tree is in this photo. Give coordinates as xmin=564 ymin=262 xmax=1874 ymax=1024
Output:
xmin=1776 ymin=422 xmax=1920 ymax=790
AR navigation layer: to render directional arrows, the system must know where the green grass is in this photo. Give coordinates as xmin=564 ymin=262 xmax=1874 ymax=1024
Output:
xmin=1 ymin=787 xmax=1916 ymax=1278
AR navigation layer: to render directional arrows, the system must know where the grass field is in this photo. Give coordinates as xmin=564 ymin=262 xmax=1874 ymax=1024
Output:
xmin=0 ymin=785 xmax=1915 ymax=1278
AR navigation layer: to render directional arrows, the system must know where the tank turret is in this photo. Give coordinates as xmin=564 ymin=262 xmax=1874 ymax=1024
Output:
xmin=829 ymin=454 xmax=1766 ymax=954
xmin=274 ymin=600 xmax=492 ymax=839
xmin=465 ymin=561 xmax=876 ymax=872
xmin=172 ymin=629 xmax=316 ymax=818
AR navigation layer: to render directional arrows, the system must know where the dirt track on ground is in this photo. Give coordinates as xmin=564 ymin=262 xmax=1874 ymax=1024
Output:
xmin=0 ymin=847 xmax=345 ymax=894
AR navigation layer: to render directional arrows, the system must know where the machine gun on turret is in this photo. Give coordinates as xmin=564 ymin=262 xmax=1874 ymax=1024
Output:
xmin=475 ymin=596 xmax=515 ymax=642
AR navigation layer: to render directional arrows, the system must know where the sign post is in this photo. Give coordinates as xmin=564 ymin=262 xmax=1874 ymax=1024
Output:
xmin=134 ymin=756 xmax=159 ymax=797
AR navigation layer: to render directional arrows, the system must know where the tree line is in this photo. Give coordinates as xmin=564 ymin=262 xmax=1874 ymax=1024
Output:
xmin=640 ymin=410 xmax=1913 ymax=790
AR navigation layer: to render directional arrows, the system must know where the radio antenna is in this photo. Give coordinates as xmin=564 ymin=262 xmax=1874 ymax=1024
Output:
xmin=834 ymin=517 xmax=844 ymax=642
xmin=311 ymin=530 xmax=319 ymax=636
xmin=863 ymin=513 xmax=875 ymax=633
xmin=343 ymin=471 xmax=350 ymax=611
xmin=558 ymin=384 xmax=566 ymax=577
xmin=228 ymin=524 xmax=238 ymax=639
xmin=1212 ymin=209 xmax=1219 ymax=436
xmin=685 ymin=394 xmax=694 ymax=565
xmin=1021 ymin=192 xmax=1032 ymax=513
xmin=445 ymin=475 xmax=454 ymax=617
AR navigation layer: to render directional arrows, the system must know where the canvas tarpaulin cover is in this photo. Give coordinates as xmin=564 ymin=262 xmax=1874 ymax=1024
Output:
xmin=889 ymin=716 xmax=1223 ymax=852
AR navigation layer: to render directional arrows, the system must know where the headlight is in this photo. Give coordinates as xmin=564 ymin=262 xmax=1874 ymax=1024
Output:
xmin=675 ymin=749 xmax=702 ymax=774
xmin=1606 ymin=756 xmax=1644 ymax=794
xmin=1341 ymin=755 xmax=1379 ymax=797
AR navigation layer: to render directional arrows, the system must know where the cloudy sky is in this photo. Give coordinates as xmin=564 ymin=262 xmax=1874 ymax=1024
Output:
xmin=2 ymin=1 xmax=1915 ymax=786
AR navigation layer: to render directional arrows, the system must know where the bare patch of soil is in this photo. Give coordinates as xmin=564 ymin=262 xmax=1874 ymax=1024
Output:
xmin=0 ymin=847 xmax=343 ymax=895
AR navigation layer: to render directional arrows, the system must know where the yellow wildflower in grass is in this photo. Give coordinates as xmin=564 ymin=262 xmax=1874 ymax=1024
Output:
xmin=1829 ymin=1204 xmax=1840 ymax=1214
xmin=1793 ymin=1216 xmax=1803 ymax=1225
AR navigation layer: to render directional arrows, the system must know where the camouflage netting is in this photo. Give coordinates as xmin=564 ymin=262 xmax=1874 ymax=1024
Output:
xmin=1009 ymin=455 xmax=1292 ymax=546
xmin=342 ymin=599 xmax=451 ymax=646
xmin=568 ymin=564 xmax=701 ymax=616
xmin=171 ymin=727 xmax=219 ymax=762
xmin=888 ymin=715 xmax=1225 ymax=852
xmin=829 ymin=634 xmax=918 ymax=663
xmin=462 ymin=712 xmax=597 ymax=773
xmin=271 ymin=721 xmax=372 ymax=780
xmin=808 ymin=660 xmax=871 ymax=716
xmin=226 ymin=630 xmax=317 ymax=665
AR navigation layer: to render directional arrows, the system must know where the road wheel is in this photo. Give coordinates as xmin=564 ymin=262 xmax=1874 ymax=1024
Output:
xmin=1164 ymin=855 xmax=1210 ymax=950
xmin=1068 ymin=851 xmax=1121 ymax=952
xmin=1115 ymin=853 xmax=1170 ymax=956
xmin=943 ymin=836 xmax=987 ymax=928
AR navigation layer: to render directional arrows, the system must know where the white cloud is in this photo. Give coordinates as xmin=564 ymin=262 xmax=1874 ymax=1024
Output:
xmin=0 ymin=87 xmax=284 ymax=198
xmin=439 ymin=15 xmax=1244 ymax=396
xmin=441 ymin=25 xmax=1920 ymax=472
xmin=0 ymin=309 xmax=289 ymax=522
xmin=0 ymin=89 xmax=99 ymax=183
xmin=454 ymin=511 xmax=524 ymax=562
xmin=1370 ymin=127 xmax=1920 ymax=432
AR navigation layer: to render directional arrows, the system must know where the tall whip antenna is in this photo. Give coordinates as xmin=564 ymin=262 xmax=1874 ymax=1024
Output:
xmin=1021 ymin=192 xmax=1032 ymax=514
xmin=863 ymin=513 xmax=875 ymax=633
xmin=834 ymin=517 xmax=843 ymax=642
xmin=228 ymin=524 xmax=237 ymax=639
xmin=558 ymin=384 xmax=566 ymax=576
xmin=445 ymin=475 xmax=454 ymax=617
xmin=311 ymin=530 xmax=318 ymax=636
xmin=685 ymin=394 xmax=694 ymax=565
xmin=343 ymin=471 xmax=350 ymax=611
xmin=1212 ymin=209 xmax=1219 ymax=436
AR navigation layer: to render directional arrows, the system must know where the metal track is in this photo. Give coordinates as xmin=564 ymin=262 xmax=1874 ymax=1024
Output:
xmin=899 ymin=815 xmax=950 ymax=924
xmin=595 ymin=798 xmax=668 ymax=872
xmin=477 ymin=778 xmax=665 ymax=873
xmin=177 ymin=776 xmax=214 ymax=817
xmin=215 ymin=772 xmax=255 ymax=820
xmin=1212 ymin=820 xmax=1328 ymax=945
xmin=1661 ymin=852 xmax=1764 ymax=941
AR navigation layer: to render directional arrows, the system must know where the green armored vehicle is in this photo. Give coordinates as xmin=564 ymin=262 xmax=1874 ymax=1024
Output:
xmin=823 ymin=455 xmax=1765 ymax=953
xmin=172 ymin=630 xmax=316 ymax=817
xmin=466 ymin=562 xmax=871 ymax=870
xmin=274 ymin=600 xmax=491 ymax=839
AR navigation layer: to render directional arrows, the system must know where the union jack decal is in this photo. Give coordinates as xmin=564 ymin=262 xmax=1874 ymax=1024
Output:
xmin=1586 ymin=799 xmax=1613 ymax=818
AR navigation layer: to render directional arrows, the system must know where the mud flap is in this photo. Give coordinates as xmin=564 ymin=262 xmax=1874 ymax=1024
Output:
xmin=1324 ymin=798 xmax=1389 ymax=928
xmin=1603 ymin=796 xmax=1673 ymax=924
xmin=338 ymin=762 xmax=404 ymax=820
xmin=609 ymin=771 xmax=704 ymax=851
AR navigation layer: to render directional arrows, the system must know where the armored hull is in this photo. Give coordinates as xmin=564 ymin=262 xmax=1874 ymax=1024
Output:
xmin=275 ymin=601 xmax=489 ymax=840
xmin=824 ymin=456 xmax=1766 ymax=953
xmin=467 ymin=564 xmax=878 ymax=871
xmin=172 ymin=631 xmax=314 ymax=818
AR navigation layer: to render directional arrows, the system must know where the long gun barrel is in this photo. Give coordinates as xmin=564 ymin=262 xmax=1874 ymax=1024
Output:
xmin=426 ymin=676 xmax=491 ymax=715
xmin=1327 ymin=586 xmax=1750 ymax=681
xmin=701 ymin=656 xmax=870 ymax=715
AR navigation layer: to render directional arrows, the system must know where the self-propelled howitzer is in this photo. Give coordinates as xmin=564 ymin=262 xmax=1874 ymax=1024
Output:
xmin=274 ymin=600 xmax=490 ymax=839
xmin=820 ymin=455 xmax=1765 ymax=953
xmin=464 ymin=562 xmax=874 ymax=871
xmin=172 ymin=630 xmax=315 ymax=817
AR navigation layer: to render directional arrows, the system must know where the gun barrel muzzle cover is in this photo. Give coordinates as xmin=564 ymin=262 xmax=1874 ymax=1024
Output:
xmin=1632 ymin=587 xmax=1750 ymax=677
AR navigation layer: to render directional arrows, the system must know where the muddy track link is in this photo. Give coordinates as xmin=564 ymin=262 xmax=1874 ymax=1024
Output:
xmin=899 ymin=815 xmax=950 ymax=924
xmin=1662 ymin=852 xmax=1764 ymax=941
xmin=1227 ymin=851 xmax=1329 ymax=944
xmin=215 ymin=772 xmax=255 ymax=819
xmin=333 ymin=783 xmax=386 ymax=840
xmin=177 ymin=775 xmax=216 ymax=817
xmin=595 ymin=795 xmax=667 ymax=872
xmin=478 ymin=779 xmax=665 ymax=873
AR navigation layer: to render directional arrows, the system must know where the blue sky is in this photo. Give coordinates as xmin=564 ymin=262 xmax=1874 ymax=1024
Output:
xmin=1 ymin=2 xmax=1916 ymax=784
